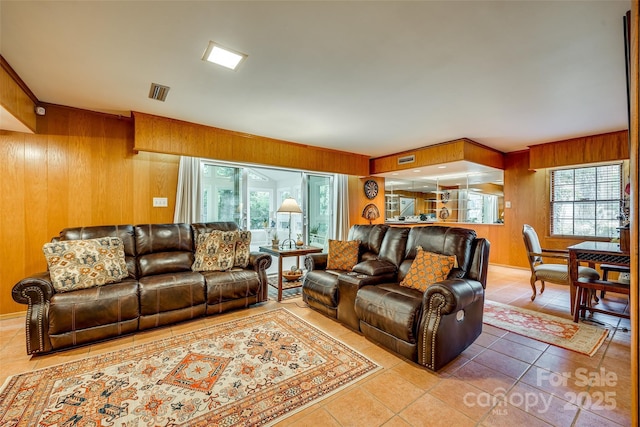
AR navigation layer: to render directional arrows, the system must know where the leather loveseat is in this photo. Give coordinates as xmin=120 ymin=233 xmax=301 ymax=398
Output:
xmin=302 ymin=224 xmax=489 ymax=371
xmin=12 ymin=222 xmax=272 ymax=355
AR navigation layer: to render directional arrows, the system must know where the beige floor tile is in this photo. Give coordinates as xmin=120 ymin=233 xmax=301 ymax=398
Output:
xmin=506 ymin=381 xmax=579 ymax=427
xmin=390 ymin=360 xmax=443 ymax=391
xmin=428 ymin=376 xmax=493 ymax=421
xmin=399 ymin=393 xmax=475 ymax=427
xmin=361 ymin=371 xmax=425 ymax=412
xmin=481 ymin=402 xmax=553 ymax=426
xmin=452 ymin=360 xmax=518 ymax=395
xmin=324 ymin=388 xmax=395 ymax=427
xmin=282 ymin=407 xmax=341 ymax=427
xmin=473 ymin=348 xmax=530 ymax=380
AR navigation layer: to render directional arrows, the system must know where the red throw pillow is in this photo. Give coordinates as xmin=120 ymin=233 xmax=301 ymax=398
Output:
xmin=400 ymin=248 xmax=456 ymax=292
xmin=326 ymin=239 xmax=360 ymax=271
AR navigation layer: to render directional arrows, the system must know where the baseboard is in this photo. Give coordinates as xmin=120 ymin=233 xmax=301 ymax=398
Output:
xmin=0 ymin=311 xmax=26 ymax=320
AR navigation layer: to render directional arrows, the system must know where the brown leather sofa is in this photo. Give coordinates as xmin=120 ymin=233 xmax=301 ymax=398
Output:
xmin=302 ymin=224 xmax=489 ymax=371
xmin=12 ymin=222 xmax=272 ymax=355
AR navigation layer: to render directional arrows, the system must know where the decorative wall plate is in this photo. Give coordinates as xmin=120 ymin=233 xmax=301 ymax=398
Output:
xmin=441 ymin=191 xmax=450 ymax=204
xmin=362 ymin=203 xmax=380 ymax=223
xmin=439 ymin=207 xmax=450 ymax=220
xmin=364 ymin=179 xmax=378 ymax=199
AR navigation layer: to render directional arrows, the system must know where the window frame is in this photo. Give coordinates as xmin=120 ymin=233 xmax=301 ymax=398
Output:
xmin=549 ymin=162 xmax=623 ymax=238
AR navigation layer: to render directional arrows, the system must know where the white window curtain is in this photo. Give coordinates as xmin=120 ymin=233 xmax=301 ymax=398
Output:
xmin=333 ymin=174 xmax=350 ymax=240
xmin=174 ymin=156 xmax=202 ymax=223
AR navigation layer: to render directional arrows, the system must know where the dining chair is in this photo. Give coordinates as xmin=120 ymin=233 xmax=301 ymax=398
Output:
xmin=522 ymin=224 xmax=600 ymax=308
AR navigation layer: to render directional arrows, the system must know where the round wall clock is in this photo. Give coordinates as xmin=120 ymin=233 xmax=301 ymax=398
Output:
xmin=364 ymin=179 xmax=378 ymax=199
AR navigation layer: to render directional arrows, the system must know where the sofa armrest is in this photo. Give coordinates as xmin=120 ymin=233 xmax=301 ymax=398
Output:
xmin=422 ymin=278 xmax=484 ymax=315
xmin=418 ymin=278 xmax=485 ymax=370
xmin=12 ymin=272 xmax=56 ymax=354
xmin=249 ymin=252 xmax=272 ymax=272
xmin=304 ymin=253 xmax=328 ymax=271
xmin=249 ymin=252 xmax=273 ymax=302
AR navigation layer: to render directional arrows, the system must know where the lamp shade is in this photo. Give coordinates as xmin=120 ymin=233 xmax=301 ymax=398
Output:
xmin=277 ymin=198 xmax=302 ymax=214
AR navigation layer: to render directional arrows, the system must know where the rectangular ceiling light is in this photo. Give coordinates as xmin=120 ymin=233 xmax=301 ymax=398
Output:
xmin=202 ymin=41 xmax=247 ymax=70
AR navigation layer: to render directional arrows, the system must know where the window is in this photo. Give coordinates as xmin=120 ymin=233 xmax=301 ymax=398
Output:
xmin=550 ymin=164 xmax=622 ymax=237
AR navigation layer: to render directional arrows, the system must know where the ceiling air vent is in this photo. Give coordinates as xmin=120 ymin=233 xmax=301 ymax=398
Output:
xmin=148 ymin=83 xmax=170 ymax=102
xmin=397 ymin=154 xmax=415 ymax=165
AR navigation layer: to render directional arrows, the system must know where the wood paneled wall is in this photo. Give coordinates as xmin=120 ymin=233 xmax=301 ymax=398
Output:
xmin=529 ymin=130 xmax=629 ymax=170
xmin=133 ymin=112 xmax=370 ymax=176
xmin=0 ymin=105 xmax=178 ymax=315
xmin=370 ymin=138 xmax=504 ymax=174
xmin=0 ymin=56 xmax=37 ymax=133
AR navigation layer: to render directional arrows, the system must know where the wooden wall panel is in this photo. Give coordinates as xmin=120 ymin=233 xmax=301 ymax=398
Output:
xmin=529 ymin=130 xmax=629 ymax=170
xmin=370 ymin=138 xmax=504 ymax=174
xmin=0 ymin=56 xmax=37 ymax=133
xmin=0 ymin=105 xmax=178 ymax=315
xmin=133 ymin=112 xmax=370 ymax=176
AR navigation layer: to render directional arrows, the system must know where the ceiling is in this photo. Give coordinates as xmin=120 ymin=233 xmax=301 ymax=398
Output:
xmin=0 ymin=1 xmax=631 ymax=158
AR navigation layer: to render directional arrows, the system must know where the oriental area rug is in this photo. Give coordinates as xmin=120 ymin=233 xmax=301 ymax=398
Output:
xmin=0 ymin=308 xmax=379 ymax=426
xmin=483 ymin=300 xmax=609 ymax=357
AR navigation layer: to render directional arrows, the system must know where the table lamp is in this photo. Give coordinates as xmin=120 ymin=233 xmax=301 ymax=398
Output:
xmin=277 ymin=198 xmax=302 ymax=248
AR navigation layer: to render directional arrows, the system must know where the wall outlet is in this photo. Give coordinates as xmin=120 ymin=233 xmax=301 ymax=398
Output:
xmin=505 ymin=201 xmax=511 ymax=208
xmin=153 ymin=197 xmax=168 ymax=207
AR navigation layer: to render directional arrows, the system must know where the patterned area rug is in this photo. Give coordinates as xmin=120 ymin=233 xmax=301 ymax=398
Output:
xmin=0 ymin=308 xmax=379 ymax=426
xmin=483 ymin=300 xmax=609 ymax=356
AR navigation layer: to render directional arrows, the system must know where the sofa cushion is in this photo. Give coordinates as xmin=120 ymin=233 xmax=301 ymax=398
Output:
xmin=201 ymin=269 xmax=261 ymax=304
xmin=352 ymin=259 xmax=397 ymax=276
xmin=48 ymin=279 xmax=139 ymax=335
xmin=192 ymin=231 xmax=237 ymax=271
xmin=136 ymin=223 xmax=194 ymax=277
xmin=355 ymin=283 xmax=423 ymax=344
xmin=234 ymin=230 xmax=252 ymax=268
xmin=303 ymin=270 xmax=341 ymax=308
xmin=326 ymin=239 xmax=360 ymax=271
xmin=400 ymin=249 xmax=456 ymax=292
xmin=43 ymin=237 xmax=128 ymax=292
xmin=347 ymin=224 xmax=388 ymax=258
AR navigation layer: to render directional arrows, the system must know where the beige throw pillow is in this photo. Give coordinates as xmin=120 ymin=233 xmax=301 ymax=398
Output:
xmin=43 ymin=237 xmax=128 ymax=293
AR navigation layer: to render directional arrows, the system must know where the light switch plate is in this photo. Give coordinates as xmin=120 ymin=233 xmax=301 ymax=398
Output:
xmin=505 ymin=201 xmax=511 ymax=208
xmin=153 ymin=197 xmax=168 ymax=207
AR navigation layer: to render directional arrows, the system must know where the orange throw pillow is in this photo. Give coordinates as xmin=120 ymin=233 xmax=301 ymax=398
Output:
xmin=400 ymin=248 xmax=456 ymax=292
xmin=326 ymin=239 xmax=360 ymax=271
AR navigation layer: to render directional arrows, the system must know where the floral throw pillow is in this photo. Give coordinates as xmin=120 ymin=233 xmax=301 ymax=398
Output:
xmin=400 ymin=248 xmax=457 ymax=292
xmin=326 ymin=239 xmax=361 ymax=271
xmin=43 ymin=237 xmax=128 ymax=293
xmin=234 ymin=230 xmax=252 ymax=268
xmin=192 ymin=230 xmax=238 ymax=272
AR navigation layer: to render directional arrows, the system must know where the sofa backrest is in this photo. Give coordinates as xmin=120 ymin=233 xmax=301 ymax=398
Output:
xmin=57 ymin=225 xmax=138 ymax=278
xmin=347 ymin=224 xmax=388 ymax=261
xmin=135 ymin=223 xmax=194 ymax=277
xmin=191 ymin=222 xmax=240 ymax=244
xmin=400 ymin=226 xmax=477 ymax=281
xmin=378 ymin=226 xmax=410 ymax=267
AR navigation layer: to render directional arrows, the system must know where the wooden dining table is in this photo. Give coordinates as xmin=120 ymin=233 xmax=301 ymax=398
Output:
xmin=568 ymin=241 xmax=631 ymax=322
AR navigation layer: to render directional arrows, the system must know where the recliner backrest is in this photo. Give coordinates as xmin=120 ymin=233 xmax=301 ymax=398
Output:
xmin=403 ymin=226 xmax=477 ymax=279
xmin=347 ymin=224 xmax=389 ymax=261
xmin=135 ymin=223 xmax=194 ymax=277
xmin=378 ymin=226 xmax=410 ymax=267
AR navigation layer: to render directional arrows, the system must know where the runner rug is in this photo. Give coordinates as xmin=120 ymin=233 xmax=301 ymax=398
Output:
xmin=483 ymin=300 xmax=609 ymax=356
xmin=0 ymin=308 xmax=380 ymax=426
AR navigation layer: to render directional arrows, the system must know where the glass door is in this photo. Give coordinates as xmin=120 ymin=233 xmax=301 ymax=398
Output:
xmin=305 ymin=174 xmax=333 ymax=249
xmin=200 ymin=163 xmax=243 ymax=225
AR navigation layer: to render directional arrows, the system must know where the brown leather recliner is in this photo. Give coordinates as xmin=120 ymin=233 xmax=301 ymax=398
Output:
xmin=302 ymin=224 xmax=490 ymax=371
xmin=12 ymin=222 xmax=272 ymax=355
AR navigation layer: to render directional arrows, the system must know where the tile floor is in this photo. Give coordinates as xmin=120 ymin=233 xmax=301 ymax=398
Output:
xmin=0 ymin=265 xmax=632 ymax=426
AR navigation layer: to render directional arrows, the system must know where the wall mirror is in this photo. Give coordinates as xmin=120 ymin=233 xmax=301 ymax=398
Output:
xmin=379 ymin=161 xmax=504 ymax=225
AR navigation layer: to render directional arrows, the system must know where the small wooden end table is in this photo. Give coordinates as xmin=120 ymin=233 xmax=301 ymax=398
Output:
xmin=259 ymin=245 xmax=323 ymax=301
